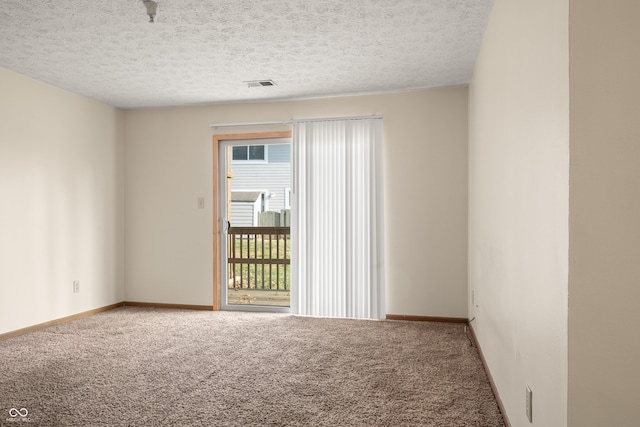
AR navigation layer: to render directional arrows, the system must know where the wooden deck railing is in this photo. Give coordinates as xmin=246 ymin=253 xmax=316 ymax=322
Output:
xmin=227 ymin=226 xmax=291 ymax=291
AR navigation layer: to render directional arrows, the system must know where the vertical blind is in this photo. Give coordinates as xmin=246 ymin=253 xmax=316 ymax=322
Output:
xmin=290 ymin=118 xmax=385 ymax=319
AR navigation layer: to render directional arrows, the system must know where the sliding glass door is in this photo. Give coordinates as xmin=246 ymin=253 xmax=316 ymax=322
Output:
xmin=217 ymin=135 xmax=292 ymax=312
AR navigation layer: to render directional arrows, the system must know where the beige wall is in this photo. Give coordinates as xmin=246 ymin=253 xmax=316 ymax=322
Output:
xmin=468 ymin=0 xmax=569 ymax=425
xmin=0 ymin=67 xmax=125 ymax=335
xmin=124 ymin=88 xmax=469 ymax=317
xmin=568 ymin=1 xmax=640 ymax=425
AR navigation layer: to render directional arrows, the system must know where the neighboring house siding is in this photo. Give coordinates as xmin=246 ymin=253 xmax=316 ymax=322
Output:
xmin=268 ymin=144 xmax=290 ymax=163
xmin=230 ymin=202 xmax=257 ymax=227
xmin=231 ymin=143 xmax=291 ymax=212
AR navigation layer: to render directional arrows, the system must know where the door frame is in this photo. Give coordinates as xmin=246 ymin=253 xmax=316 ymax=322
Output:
xmin=212 ymin=131 xmax=292 ymax=310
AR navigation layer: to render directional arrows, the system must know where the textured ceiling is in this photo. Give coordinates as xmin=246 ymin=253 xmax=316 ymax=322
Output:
xmin=0 ymin=0 xmax=494 ymax=109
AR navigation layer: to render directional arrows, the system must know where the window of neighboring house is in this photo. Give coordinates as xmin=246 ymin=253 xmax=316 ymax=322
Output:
xmin=232 ymin=145 xmax=266 ymax=161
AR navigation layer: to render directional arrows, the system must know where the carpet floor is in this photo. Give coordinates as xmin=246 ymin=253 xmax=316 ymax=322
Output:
xmin=0 ymin=307 xmax=504 ymax=426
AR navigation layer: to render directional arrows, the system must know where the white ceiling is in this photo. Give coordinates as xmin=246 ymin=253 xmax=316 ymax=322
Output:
xmin=0 ymin=0 xmax=494 ymax=109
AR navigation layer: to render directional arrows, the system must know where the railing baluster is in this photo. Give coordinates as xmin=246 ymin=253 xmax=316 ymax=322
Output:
xmin=242 ymin=233 xmax=246 ymax=289
xmin=274 ymin=231 xmax=278 ymax=291
xmin=267 ymin=233 xmax=270 ymax=290
xmin=260 ymin=231 xmax=265 ymax=290
xmin=239 ymin=233 xmax=243 ymax=289
xmin=234 ymin=233 xmax=238 ymax=288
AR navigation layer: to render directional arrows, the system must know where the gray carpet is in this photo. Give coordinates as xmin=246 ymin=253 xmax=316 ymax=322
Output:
xmin=0 ymin=307 xmax=503 ymax=426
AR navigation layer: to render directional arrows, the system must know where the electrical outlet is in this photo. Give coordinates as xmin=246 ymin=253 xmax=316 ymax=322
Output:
xmin=73 ymin=280 xmax=80 ymax=293
xmin=197 ymin=197 xmax=205 ymax=209
xmin=526 ymin=386 xmax=533 ymax=423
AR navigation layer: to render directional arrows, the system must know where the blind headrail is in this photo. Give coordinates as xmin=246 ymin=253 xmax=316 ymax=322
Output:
xmin=209 ymin=115 xmax=382 ymax=128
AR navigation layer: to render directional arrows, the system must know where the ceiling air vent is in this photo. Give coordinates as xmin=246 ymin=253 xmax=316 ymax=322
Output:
xmin=244 ymin=80 xmax=277 ymax=88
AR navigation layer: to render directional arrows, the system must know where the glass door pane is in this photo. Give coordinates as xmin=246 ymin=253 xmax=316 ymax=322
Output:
xmin=220 ymin=139 xmax=291 ymax=311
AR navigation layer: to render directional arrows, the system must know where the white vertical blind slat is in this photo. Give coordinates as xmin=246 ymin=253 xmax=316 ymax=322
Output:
xmin=291 ymin=118 xmax=385 ymax=320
